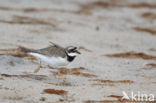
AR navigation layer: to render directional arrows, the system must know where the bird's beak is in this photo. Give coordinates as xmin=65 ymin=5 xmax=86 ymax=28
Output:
xmin=75 ymin=50 xmax=81 ymax=54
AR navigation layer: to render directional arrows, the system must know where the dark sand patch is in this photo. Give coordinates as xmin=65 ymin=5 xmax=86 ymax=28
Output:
xmin=51 ymin=67 xmax=97 ymax=78
xmin=0 ymin=1 xmax=155 ymax=17
xmin=0 ymin=6 xmax=76 ymax=15
xmin=142 ymin=63 xmax=156 ymax=70
xmin=77 ymin=1 xmax=156 ymax=15
xmin=22 ymin=8 xmax=71 ymax=13
xmin=141 ymin=12 xmax=156 ymax=20
xmin=43 ymin=89 xmax=67 ymax=95
xmin=107 ymin=95 xmax=123 ymax=100
xmin=79 ymin=46 xmax=92 ymax=52
xmin=23 ymin=8 xmax=48 ymax=12
xmin=105 ymin=52 xmax=156 ymax=60
xmin=0 ymin=47 xmax=37 ymax=60
xmin=0 ymin=78 xmax=4 ymax=80
xmin=90 ymin=79 xmax=133 ymax=87
xmin=91 ymin=79 xmax=134 ymax=84
xmin=0 ymin=52 xmax=36 ymax=60
xmin=0 ymin=15 xmax=56 ymax=27
xmin=134 ymin=27 xmax=156 ymax=35
xmin=146 ymin=63 xmax=156 ymax=67
xmin=129 ymin=2 xmax=156 ymax=8
xmin=1 ymin=73 xmax=47 ymax=80
xmin=77 ymin=1 xmax=113 ymax=15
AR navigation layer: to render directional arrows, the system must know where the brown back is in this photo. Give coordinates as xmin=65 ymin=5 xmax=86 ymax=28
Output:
xmin=34 ymin=44 xmax=67 ymax=58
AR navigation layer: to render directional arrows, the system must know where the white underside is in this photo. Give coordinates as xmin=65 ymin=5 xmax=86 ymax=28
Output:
xmin=29 ymin=52 xmax=69 ymax=67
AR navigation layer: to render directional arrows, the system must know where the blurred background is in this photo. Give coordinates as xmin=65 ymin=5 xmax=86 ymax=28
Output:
xmin=0 ymin=0 xmax=155 ymax=103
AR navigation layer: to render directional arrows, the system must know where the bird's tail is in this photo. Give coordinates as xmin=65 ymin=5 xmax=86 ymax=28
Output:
xmin=18 ymin=46 xmax=34 ymax=53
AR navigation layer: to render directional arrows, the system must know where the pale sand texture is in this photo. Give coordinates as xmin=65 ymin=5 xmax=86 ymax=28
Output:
xmin=0 ymin=0 xmax=156 ymax=103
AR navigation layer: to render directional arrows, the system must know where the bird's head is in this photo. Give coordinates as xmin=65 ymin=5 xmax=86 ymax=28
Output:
xmin=65 ymin=46 xmax=81 ymax=57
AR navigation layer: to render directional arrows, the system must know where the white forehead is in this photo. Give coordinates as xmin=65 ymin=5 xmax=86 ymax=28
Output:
xmin=67 ymin=46 xmax=76 ymax=50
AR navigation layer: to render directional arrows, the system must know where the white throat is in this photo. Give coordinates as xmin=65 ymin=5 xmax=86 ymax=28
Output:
xmin=67 ymin=53 xmax=77 ymax=57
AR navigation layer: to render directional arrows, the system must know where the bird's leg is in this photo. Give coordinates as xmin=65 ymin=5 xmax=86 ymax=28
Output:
xmin=34 ymin=60 xmax=41 ymax=73
xmin=48 ymin=66 xmax=66 ymax=82
xmin=57 ymin=71 xmax=66 ymax=82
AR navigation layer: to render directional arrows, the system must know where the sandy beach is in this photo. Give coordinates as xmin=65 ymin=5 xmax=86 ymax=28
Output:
xmin=0 ymin=0 xmax=156 ymax=103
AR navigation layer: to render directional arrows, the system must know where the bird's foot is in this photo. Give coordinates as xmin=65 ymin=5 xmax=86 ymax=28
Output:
xmin=34 ymin=61 xmax=41 ymax=73
xmin=34 ymin=66 xmax=40 ymax=73
xmin=58 ymin=71 xmax=66 ymax=82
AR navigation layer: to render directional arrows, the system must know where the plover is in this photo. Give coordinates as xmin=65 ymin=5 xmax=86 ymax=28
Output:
xmin=20 ymin=42 xmax=81 ymax=81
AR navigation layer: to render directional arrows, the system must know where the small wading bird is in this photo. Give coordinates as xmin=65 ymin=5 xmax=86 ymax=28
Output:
xmin=20 ymin=42 xmax=81 ymax=82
